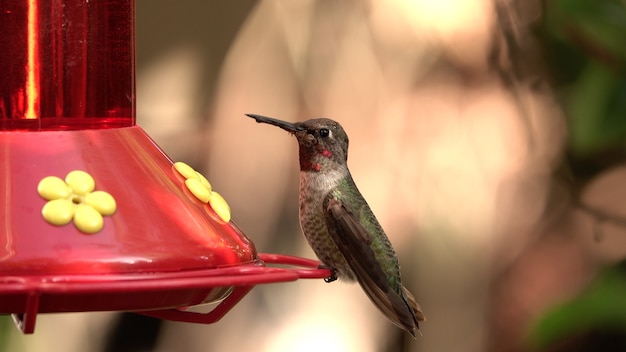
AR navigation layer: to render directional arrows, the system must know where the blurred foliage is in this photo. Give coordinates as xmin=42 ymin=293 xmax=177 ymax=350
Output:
xmin=0 ymin=315 xmax=12 ymax=351
xmin=529 ymin=260 xmax=626 ymax=351
xmin=539 ymin=0 xmax=626 ymax=158
xmin=528 ymin=0 xmax=626 ymax=350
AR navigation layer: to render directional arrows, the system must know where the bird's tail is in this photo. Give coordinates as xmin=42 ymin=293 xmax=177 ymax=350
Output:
xmin=358 ymin=279 xmax=425 ymax=337
xmin=402 ymin=286 xmax=426 ymax=336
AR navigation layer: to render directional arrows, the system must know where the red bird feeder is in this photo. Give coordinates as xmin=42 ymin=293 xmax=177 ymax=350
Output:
xmin=0 ymin=0 xmax=330 ymax=334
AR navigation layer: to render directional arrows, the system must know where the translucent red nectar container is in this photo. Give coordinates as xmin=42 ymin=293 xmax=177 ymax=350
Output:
xmin=0 ymin=0 xmax=330 ymax=334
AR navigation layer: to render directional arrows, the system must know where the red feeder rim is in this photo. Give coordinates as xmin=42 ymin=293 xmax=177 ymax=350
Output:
xmin=6 ymin=254 xmax=331 ymax=334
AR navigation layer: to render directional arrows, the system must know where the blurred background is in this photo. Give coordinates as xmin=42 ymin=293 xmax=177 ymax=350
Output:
xmin=2 ymin=0 xmax=626 ymax=351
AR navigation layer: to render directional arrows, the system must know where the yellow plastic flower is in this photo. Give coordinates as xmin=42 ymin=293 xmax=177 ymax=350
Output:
xmin=173 ymin=162 xmax=231 ymax=223
xmin=38 ymin=170 xmax=117 ymax=234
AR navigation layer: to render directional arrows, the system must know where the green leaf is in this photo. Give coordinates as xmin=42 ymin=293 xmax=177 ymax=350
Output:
xmin=529 ymin=263 xmax=626 ymax=349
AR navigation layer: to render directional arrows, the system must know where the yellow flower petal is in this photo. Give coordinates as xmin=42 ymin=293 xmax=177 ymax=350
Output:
xmin=84 ymin=191 xmax=117 ymax=216
xmin=74 ymin=204 xmax=104 ymax=234
xmin=42 ymin=199 xmax=75 ymax=226
xmin=65 ymin=170 xmax=95 ymax=195
xmin=195 ymin=172 xmax=212 ymax=192
xmin=185 ymin=178 xmax=211 ymax=203
xmin=173 ymin=162 xmax=198 ymax=180
xmin=209 ymin=191 xmax=231 ymax=223
xmin=37 ymin=176 xmax=71 ymax=200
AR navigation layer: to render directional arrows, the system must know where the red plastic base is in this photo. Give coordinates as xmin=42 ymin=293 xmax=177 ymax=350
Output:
xmin=0 ymin=126 xmax=255 ymax=276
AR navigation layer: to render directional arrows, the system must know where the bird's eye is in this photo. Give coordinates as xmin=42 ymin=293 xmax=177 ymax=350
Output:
xmin=319 ymin=128 xmax=330 ymax=138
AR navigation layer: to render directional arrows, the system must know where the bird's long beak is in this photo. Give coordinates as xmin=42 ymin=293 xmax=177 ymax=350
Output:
xmin=246 ymin=114 xmax=304 ymax=133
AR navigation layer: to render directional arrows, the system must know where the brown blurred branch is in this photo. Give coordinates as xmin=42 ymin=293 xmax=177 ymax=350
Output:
xmin=564 ymin=23 xmax=625 ymax=74
xmin=577 ymin=200 xmax=626 ymax=241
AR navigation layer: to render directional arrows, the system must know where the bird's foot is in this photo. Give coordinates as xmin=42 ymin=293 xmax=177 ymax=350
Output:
xmin=324 ymin=275 xmax=338 ymax=283
xmin=318 ymin=264 xmax=338 ymax=283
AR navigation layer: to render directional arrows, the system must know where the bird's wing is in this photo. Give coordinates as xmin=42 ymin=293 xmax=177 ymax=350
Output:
xmin=325 ymin=197 xmax=421 ymax=336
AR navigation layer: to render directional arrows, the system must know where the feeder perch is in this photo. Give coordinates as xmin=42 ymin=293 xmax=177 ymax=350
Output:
xmin=0 ymin=0 xmax=331 ymax=334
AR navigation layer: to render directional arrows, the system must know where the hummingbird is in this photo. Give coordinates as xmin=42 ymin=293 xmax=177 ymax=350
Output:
xmin=247 ymin=113 xmax=425 ymax=337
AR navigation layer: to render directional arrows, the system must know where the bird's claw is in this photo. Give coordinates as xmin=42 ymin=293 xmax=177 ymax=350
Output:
xmin=318 ymin=264 xmax=338 ymax=283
